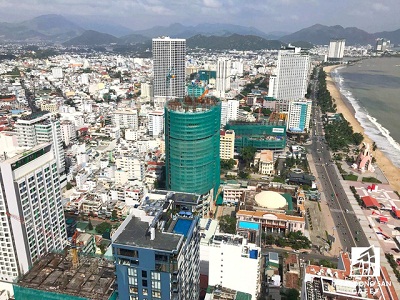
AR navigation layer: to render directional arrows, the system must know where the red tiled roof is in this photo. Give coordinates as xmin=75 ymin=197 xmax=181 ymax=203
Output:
xmin=361 ymin=195 xmax=379 ymax=208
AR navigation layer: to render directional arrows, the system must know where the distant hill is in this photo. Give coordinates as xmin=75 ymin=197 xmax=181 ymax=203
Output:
xmin=63 ymin=30 xmax=119 ymax=46
xmin=119 ymin=33 xmax=151 ymax=45
xmin=65 ymin=15 xmax=134 ymax=37
xmin=0 ymin=14 xmax=84 ymax=42
xmin=281 ymin=24 xmax=374 ymax=45
xmin=373 ymin=29 xmax=400 ymax=45
xmin=132 ymin=22 xmax=272 ymax=39
xmin=187 ymin=34 xmax=284 ymax=51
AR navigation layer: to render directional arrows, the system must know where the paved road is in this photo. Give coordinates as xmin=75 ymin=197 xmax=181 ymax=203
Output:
xmin=307 ymin=104 xmax=370 ymax=252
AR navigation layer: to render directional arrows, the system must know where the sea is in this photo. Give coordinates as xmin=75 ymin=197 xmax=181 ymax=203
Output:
xmin=331 ymin=57 xmax=400 ymax=168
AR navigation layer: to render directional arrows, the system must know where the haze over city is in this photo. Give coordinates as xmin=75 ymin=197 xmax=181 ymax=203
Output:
xmin=0 ymin=0 xmax=398 ymax=32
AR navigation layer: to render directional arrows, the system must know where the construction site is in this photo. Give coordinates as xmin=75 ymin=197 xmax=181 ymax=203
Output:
xmin=165 ymin=94 xmax=221 ymax=197
xmin=13 ymin=251 xmax=116 ymax=300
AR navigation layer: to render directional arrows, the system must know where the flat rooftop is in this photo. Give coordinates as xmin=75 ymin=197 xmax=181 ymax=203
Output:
xmin=113 ymin=215 xmax=186 ymax=252
xmin=168 ymin=191 xmax=200 ymax=204
xmin=16 ymin=252 xmax=115 ymax=300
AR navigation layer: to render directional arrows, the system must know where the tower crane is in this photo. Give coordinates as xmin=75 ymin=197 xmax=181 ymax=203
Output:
xmin=70 ymin=230 xmax=80 ymax=269
xmin=166 ymin=68 xmax=176 ymax=100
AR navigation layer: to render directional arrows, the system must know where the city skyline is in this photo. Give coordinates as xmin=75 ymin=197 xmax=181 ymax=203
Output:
xmin=0 ymin=0 xmax=398 ymax=33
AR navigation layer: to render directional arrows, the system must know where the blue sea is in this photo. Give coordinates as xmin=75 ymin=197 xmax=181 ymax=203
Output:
xmin=331 ymin=57 xmax=400 ymax=168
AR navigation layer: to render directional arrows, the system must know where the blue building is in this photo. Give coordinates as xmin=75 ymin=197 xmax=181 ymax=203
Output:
xmin=112 ymin=213 xmax=200 ymax=300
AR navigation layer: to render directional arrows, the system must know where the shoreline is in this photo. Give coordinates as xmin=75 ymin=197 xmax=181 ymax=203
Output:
xmin=324 ymin=65 xmax=400 ymax=192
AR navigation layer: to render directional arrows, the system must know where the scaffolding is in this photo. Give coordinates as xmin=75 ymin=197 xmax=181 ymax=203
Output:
xmin=165 ymin=97 xmax=221 ymax=198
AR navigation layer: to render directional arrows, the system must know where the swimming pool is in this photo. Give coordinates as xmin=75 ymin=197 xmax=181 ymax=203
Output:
xmin=173 ymin=218 xmax=193 ymax=237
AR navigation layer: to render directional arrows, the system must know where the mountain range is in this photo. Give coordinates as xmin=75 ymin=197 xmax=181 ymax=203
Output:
xmin=1 ymin=14 xmax=400 ymax=48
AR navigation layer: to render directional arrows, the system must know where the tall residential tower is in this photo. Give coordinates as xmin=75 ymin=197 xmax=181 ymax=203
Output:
xmin=269 ymin=46 xmax=310 ymax=112
xmin=152 ymin=37 xmax=186 ymax=103
xmin=328 ymin=39 xmax=345 ymax=62
xmin=0 ymin=143 xmax=67 ymax=282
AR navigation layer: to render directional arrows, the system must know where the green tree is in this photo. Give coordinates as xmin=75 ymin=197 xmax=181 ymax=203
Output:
xmin=99 ymin=243 xmax=107 ymax=255
xmin=111 ymin=210 xmax=118 ymax=220
xmin=285 ymin=288 xmax=300 ymax=300
xmin=241 ymin=106 xmax=251 ymax=112
xmin=66 ymin=182 xmax=73 ymax=190
xmin=95 ymin=222 xmax=112 ymax=234
xmin=352 ymin=132 xmax=364 ymax=146
xmin=88 ymin=219 xmax=93 ymax=231
xmin=240 ymin=146 xmax=257 ymax=166
xmin=220 ymin=159 xmax=236 ymax=170
xmin=238 ymin=171 xmax=250 ymax=179
xmin=264 ymin=234 xmax=275 ymax=245
xmin=218 ymin=215 xmax=236 ymax=234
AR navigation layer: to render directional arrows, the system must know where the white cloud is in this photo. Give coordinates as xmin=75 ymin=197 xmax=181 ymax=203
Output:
xmin=203 ymin=0 xmax=222 ymax=8
xmin=372 ymin=3 xmax=389 ymax=11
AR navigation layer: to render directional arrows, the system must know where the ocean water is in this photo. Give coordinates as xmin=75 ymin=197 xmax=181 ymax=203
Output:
xmin=331 ymin=57 xmax=400 ymax=168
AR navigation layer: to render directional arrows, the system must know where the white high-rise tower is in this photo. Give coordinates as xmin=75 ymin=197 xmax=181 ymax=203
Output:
xmin=216 ymin=58 xmax=231 ymax=97
xmin=0 ymin=143 xmax=67 ymax=282
xmin=328 ymin=39 xmax=345 ymax=61
xmin=15 ymin=112 xmax=66 ymax=176
xmin=152 ymin=37 xmax=186 ymax=103
xmin=269 ymin=46 xmax=310 ymax=113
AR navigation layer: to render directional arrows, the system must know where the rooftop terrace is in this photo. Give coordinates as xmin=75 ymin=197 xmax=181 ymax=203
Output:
xmin=15 ymin=252 xmax=115 ymax=300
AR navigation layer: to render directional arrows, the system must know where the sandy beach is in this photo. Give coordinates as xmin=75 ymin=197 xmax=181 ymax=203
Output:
xmin=324 ymin=65 xmax=400 ymax=192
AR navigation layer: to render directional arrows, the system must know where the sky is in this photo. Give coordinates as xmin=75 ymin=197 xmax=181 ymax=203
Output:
xmin=0 ymin=0 xmax=398 ymax=33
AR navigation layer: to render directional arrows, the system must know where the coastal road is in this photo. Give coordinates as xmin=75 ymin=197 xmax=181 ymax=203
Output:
xmin=309 ymin=91 xmax=370 ymax=252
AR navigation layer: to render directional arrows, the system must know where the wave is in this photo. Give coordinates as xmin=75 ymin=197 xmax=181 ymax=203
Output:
xmin=331 ymin=68 xmax=400 ymax=168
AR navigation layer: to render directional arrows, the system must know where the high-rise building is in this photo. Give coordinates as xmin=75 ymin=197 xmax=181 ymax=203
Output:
xmin=60 ymin=120 xmax=76 ymax=146
xmin=0 ymin=143 xmax=67 ymax=282
xmin=220 ymin=130 xmax=235 ymax=160
xmin=287 ymin=99 xmax=312 ymax=132
xmin=165 ymin=97 xmax=221 ymax=197
xmin=148 ymin=111 xmax=164 ymax=137
xmin=328 ymin=39 xmax=346 ymax=61
xmin=15 ymin=112 xmax=65 ymax=174
xmin=152 ymin=37 xmax=186 ymax=100
xmin=112 ymin=212 xmax=200 ymax=300
xmin=116 ymin=156 xmax=145 ymax=182
xmin=216 ymin=58 xmax=231 ymax=97
xmin=221 ymin=99 xmax=239 ymax=128
xmin=141 ymin=82 xmax=154 ymax=100
xmin=375 ymin=38 xmax=390 ymax=53
xmin=269 ymin=46 xmax=309 ymax=112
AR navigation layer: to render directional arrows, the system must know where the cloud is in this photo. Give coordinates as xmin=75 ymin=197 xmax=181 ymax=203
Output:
xmin=202 ymin=0 xmax=222 ymax=8
xmin=372 ymin=3 xmax=389 ymax=11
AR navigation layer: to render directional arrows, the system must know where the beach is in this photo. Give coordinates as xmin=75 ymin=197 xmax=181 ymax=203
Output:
xmin=324 ymin=65 xmax=400 ymax=192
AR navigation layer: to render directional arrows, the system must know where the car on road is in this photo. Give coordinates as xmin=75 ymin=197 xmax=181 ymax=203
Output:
xmin=394 ymin=227 xmax=400 ymax=231
xmin=396 ymin=258 xmax=400 ymax=266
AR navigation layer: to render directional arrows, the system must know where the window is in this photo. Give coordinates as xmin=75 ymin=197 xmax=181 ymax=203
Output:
xmin=142 ymin=279 xmax=148 ymax=287
xmin=141 ymin=270 xmax=147 ymax=278
xmin=142 ymin=288 xmax=148 ymax=296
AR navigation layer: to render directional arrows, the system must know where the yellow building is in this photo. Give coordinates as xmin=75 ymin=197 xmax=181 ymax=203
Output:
xmin=40 ymin=102 xmax=59 ymax=113
xmin=220 ymin=130 xmax=235 ymax=160
xmin=254 ymin=150 xmax=274 ymax=175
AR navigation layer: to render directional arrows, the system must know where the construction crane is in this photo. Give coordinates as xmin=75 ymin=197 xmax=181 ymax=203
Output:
xmin=166 ymin=68 xmax=176 ymax=100
xmin=198 ymin=89 xmax=209 ymax=103
xmin=70 ymin=230 xmax=79 ymax=269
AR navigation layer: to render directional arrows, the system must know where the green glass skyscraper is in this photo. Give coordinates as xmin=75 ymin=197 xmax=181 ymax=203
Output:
xmin=165 ymin=97 xmax=221 ymax=198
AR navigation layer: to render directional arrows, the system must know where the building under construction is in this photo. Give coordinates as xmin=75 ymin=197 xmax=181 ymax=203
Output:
xmin=165 ymin=95 xmax=221 ymax=198
xmin=13 ymin=251 xmax=116 ymax=300
xmin=225 ymin=118 xmax=287 ymax=151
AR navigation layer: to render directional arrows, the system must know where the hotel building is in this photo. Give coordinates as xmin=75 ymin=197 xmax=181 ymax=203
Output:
xmin=0 ymin=143 xmax=67 ymax=282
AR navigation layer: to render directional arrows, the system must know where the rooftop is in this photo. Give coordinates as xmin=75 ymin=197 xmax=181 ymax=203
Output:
xmin=15 ymin=252 xmax=115 ymax=300
xmin=113 ymin=214 xmax=195 ymax=252
xmin=166 ymin=96 xmax=220 ymax=112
